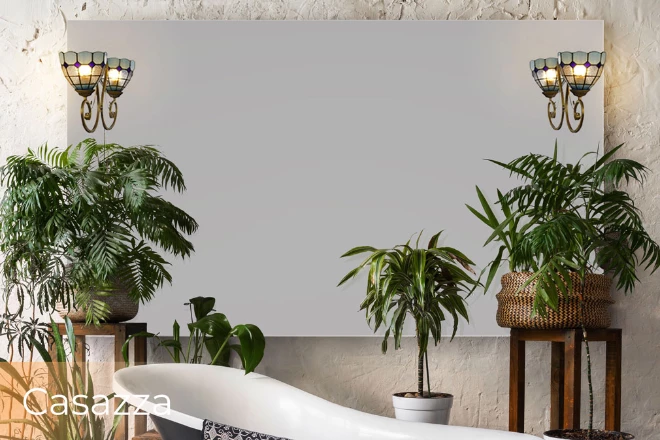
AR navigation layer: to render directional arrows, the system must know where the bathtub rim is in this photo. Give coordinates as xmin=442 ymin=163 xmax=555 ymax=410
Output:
xmin=113 ymin=364 xmax=207 ymax=431
xmin=113 ymin=364 xmax=542 ymax=440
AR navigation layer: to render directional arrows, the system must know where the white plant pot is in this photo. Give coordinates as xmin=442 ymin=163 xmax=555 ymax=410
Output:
xmin=392 ymin=393 xmax=453 ymax=425
xmin=543 ymin=430 xmax=635 ymax=440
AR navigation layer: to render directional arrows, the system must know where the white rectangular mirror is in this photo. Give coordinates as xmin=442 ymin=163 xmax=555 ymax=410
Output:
xmin=68 ymin=20 xmax=604 ymax=336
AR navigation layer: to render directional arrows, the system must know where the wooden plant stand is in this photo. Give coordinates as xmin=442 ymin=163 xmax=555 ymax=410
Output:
xmin=132 ymin=429 xmax=161 ymax=440
xmin=508 ymin=328 xmax=622 ymax=433
xmin=49 ymin=322 xmax=148 ymax=440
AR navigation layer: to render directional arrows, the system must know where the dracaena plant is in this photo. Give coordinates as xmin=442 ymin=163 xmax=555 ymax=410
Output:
xmin=122 ymin=297 xmax=266 ymax=375
xmin=0 ymin=138 xmax=199 ymax=324
xmin=467 ymin=143 xmax=660 ymax=315
xmin=338 ymin=231 xmax=479 ymax=397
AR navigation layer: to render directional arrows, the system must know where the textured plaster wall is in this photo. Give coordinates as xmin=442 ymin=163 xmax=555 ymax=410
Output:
xmin=1 ymin=0 xmax=660 ymax=438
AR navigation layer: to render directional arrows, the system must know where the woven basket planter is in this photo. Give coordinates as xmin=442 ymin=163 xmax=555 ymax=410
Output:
xmin=496 ymin=272 xmax=613 ymax=329
xmin=55 ymin=266 xmax=140 ymax=323
xmin=57 ymin=287 xmax=139 ymax=323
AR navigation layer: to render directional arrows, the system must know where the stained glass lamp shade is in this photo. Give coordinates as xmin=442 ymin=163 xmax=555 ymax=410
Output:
xmin=530 ymin=57 xmax=561 ymax=98
xmin=59 ymin=51 xmax=107 ymax=97
xmin=106 ymin=57 xmax=136 ymax=98
xmin=559 ymin=51 xmax=606 ymax=97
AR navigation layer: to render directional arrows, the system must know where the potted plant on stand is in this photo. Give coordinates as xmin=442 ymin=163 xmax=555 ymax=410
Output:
xmin=338 ymin=231 xmax=479 ymax=424
xmin=468 ymin=144 xmax=658 ymax=439
xmin=0 ymin=138 xmax=198 ymax=324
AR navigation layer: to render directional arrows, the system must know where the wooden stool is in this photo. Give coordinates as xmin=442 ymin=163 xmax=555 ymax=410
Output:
xmin=509 ymin=328 xmax=622 ymax=433
xmin=50 ymin=322 xmax=149 ymax=440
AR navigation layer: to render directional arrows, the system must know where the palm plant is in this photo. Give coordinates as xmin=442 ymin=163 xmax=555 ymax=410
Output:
xmin=0 ymin=138 xmax=199 ymax=324
xmin=0 ymin=317 xmax=119 ymax=440
xmin=122 ymin=297 xmax=266 ymax=375
xmin=468 ymin=143 xmax=658 ymax=439
xmin=338 ymin=231 xmax=479 ymax=397
xmin=468 ymin=143 xmax=660 ymax=315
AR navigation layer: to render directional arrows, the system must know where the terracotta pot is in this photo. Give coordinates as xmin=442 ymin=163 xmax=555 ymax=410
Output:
xmin=496 ymin=272 xmax=613 ymax=330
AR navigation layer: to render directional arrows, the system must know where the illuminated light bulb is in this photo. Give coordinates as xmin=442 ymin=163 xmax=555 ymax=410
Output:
xmin=573 ymin=65 xmax=587 ymax=78
xmin=545 ymin=68 xmax=558 ymax=86
xmin=78 ymin=64 xmax=92 ymax=77
xmin=107 ymin=69 xmax=121 ymax=87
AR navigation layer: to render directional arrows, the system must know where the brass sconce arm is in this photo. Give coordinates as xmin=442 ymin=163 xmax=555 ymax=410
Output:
xmin=546 ymin=73 xmax=584 ymax=134
xmin=79 ymin=67 xmax=118 ymax=133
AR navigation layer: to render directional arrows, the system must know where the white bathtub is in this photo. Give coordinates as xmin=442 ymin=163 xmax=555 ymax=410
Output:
xmin=113 ymin=364 xmax=537 ymax=440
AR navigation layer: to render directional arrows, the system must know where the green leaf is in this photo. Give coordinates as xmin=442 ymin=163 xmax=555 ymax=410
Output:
xmin=466 ymin=203 xmax=494 ymax=228
xmin=484 ymin=212 xmax=517 ymax=246
xmin=340 ymin=246 xmax=377 ymax=258
xmin=50 ymin=318 xmax=66 ymax=363
xmin=475 ymin=186 xmax=499 ymax=225
xmin=160 ymin=339 xmax=183 ymax=350
xmin=381 ymin=328 xmax=391 ymax=354
xmin=483 ymin=246 xmax=505 ymax=293
xmin=188 ymin=297 xmax=216 ymax=320
xmin=232 ymin=324 xmax=266 ymax=375
xmin=64 ymin=316 xmax=77 ymax=357
xmin=189 ymin=313 xmax=232 ymax=339
xmin=427 ymin=231 xmax=442 ymax=250
xmin=337 ymin=266 xmax=361 ymax=287
xmin=172 ymin=320 xmax=181 ymax=362
xmin=121 ymin=331 xmax=157 ymax=365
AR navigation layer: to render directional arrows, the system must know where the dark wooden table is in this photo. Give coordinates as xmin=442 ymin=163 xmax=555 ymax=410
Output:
xmin=509 ymin=328 xmax=622 ymax=433
xmin=50 ymin=322 xmax=148 ymax=440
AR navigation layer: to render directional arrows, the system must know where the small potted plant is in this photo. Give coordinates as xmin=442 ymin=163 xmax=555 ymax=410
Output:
xmin=0 ymin=138 xmax=198 ymax=324
xmin=468 ymin=143 xmax=657 ymax=439
xmin=338 ymin=231 xmax=479 ymax=424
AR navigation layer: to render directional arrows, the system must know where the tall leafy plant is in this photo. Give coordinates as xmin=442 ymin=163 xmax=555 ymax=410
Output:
xmin=0 ymin=317 xmax=119 ymax=440
xmin=122 ymin=297 xmax=266 ymax=375
xmin=468 ymin=143 xmax=660 ymax=437
xmin=0 ymin=139 xmax=199 ymax=324
xmin=338 ymin=231 xmax=479 ymax=397
xmin=467 ymin=143 xmax=660 ymax=315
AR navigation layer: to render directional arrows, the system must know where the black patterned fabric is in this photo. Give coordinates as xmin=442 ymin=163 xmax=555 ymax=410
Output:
xmin=202 ymin=419 xmax=292 ymax=440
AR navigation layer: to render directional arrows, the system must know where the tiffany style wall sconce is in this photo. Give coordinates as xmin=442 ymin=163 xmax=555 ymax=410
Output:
xmin=59 ymin=51 xmax=136 ymax=133
xmin=530 ymin=51 xmax=605 ymax=133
